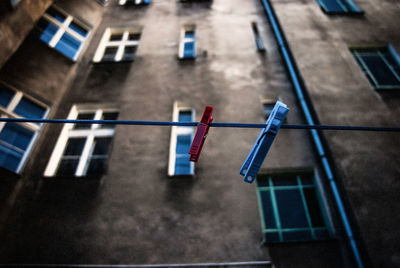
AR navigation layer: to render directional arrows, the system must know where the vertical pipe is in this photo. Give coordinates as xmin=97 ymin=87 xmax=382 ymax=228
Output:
xmin=259 ymin=0 xmax=364 ymax=267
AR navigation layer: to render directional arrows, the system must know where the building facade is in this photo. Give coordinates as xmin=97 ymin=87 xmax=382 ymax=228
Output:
xmin=0 ymin=0 xmax=399 ymax=267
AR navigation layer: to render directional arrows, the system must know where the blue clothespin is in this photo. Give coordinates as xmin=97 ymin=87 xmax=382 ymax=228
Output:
xmin=239 ymin=101 xmax=289 ymax=183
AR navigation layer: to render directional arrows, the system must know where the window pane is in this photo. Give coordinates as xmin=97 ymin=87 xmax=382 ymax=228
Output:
xmin=69 ymin=21 xmax=88 ymax=38
xmin=110 ymin=33 xmax=123 ymax=41
xmin=74 ymin=113 xmax=95 ymax=129
xmin=0 ymin=123 xmax=34 ymax=151
xmin=185 ymin=31 xmax=195 ymax=39
xmin=0 ymin=85 xmax=14 ymax=107
xmin=0 ymin=144 xmax=23 ymax=172
xmin=100 ymin=112 xmax=119 ymax=128
xmin=176 ymin=135 xmax=191 ymax=154
xmin=265 ymin=232 xmax=280 ymax=242
xmin=275 ymin=189 xmax=309 ymax=228
xmin=102 ymin=47 xmax=118 ymax=61
xmin=304 ymin=188 xmax=325 ymax=227
xmin=55 ymin=33 xmax=82 ymax=60
xmin=272 ymin=173 xmax=298 ymax=186
xmin=178 ymin=111 xmax=192 ymax=122
xmin=122 ymin=46 xmax=137 ymax=61
xmin=320 ymin=0 xmax=346 ymax=12
xmin=63 ymin=138 xmax=86 ymax=156
xmin=14 ymin=97 xmax=46 ymax=119
xmin=57 ymin=159 xmax=80 ymax=176
xmin=92 ymin=138 xmax=112 ymax=155
xmin=47 ymin=7 xmax=66 ymax=22
xmin=38 ymin=19 xmax=58 ymax=44
xmin=300 ymin=173 xmax=314 ymax=185
xmin=183 ymin=42 xmax=195 ymax=58
xmin=282 ymin=230 xmax=312 ymax=241
xmin=361 ymin=55 xmax=400 ymax=86
xmin=259 ymin=190 xmax=276 ymax=229
xmin=175 ymin=155 xmax=191 ymax=175
xmin=86 ymin=157 xmax=107 ymax=174
xmin=128 ymin=33 xmax=141 ymax=41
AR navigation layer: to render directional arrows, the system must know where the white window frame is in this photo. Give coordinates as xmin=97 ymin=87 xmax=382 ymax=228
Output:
xmin=178 ymin=24 xmax=196 ymax=59
xmin=93 ymin=27 xmax=142 ymax=63
xmin=41 ymin=6 xmax=90 ymax=61
xmin=168 ymin=102 xmax=195 ymax=176
xmin=44 ymin=104 xmax=118 ymax=177
xmin=119 ymin=0 xmax=150 ymax=5
xmin=0 ymin=81 xmax=49 ymax=173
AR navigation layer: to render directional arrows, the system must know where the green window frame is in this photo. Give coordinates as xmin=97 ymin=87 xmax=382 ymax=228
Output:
xmin=351 ymin=45 xmax=400 ymax=90
xmin=256 ymin=171 xmax=330 ymax=243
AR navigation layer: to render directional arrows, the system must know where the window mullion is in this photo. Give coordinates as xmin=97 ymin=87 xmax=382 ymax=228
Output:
xmin=115 ymin=31 xmax=129 ymax=61
xmin=48 ymin=16 xmax=72 ymax=47
xmin=355 ymin=53 xmax=380 ymax=87
xmin=378 ymin=51 xmax=400 ymax=82
xmin=75 ymin=134 xmax=94 ymax=176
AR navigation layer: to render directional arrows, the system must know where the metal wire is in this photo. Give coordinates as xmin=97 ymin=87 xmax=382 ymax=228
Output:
xmin=1 ymin=117 xmax=399 ymax=132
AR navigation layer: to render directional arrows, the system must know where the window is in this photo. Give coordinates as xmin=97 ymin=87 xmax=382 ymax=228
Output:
xmin=256 ymin=170 xmax=330 ymax=242
xmin=119 ymin=0 xmax=151 ymax=5
xmin=251 ymin=22 xmax=265 ymax=52
xmin=0 ymin=82 xmax=48 ymax=173
xmin=351 ymin=45 xmax=400 ymax=90
xmin=37 ymin=6 xmax=90 ymax=61
xmin=44 ymin=105 xmax=118 ymax=177
xmin=179 ymin=25 xmax=196 ymax=59
xmin=93 ymin=27 xmax=142 ymax=62
xmin=168 ymin=102 xmax=195 ymax=176
xmin=96 ymin=0 xmax=109 ymax=6
xmin=315 ymin=0 xmax=362 ymax=14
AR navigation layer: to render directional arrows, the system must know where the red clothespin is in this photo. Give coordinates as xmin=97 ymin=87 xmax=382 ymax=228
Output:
xmin=189 ymin=106 xmax=213 ymax=162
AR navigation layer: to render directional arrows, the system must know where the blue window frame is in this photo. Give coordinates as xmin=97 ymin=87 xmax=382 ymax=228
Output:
xmin=0 ymin=83 xmax=47 ymax=173
xmin=351 ymin=45 xmax=400 ymax=90
xmin=315 ymin=0 xmax=362 ymax=14
xmin=37 ymin=6 xmax=89 ymax=61
xmin=179 ymin=27 xmax=196 ymax=59
xmin=256 ymin=171 xmax=330 ymax=243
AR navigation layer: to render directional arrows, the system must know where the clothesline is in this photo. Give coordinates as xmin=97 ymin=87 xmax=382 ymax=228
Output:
xmin=1 ymin=118 xmax=400 ymax=132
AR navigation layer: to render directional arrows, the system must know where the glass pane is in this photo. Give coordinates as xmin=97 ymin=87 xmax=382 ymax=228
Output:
xmin=14 ymin=97 xmax=46 ymax=119
xmin=183 ymin=42 xmax=195 ymax=58
xmin=0 ymin=123 xmax=34 ymax=151
xmin=63 ymin=138 xmax=86 ymax=156
xmin=256 ymin=176 xmax=269 ymax=187
xmin=55 ymin=33 xmax=82 ymax=60
xmin=265 ymin=232 xmax=280 ymax=243
xmin=74 ymin=113 xmax=95 ymax=129
xmin=263 ymin=104 xmax=274 ymax=119
xmin=128 ymin=33 xmax=141 ymax=41
xmin=102 ymin=47 xmax=118 ymax=61
xmin=300 ymin=173 xmax=314 ymax=185
xmin=122 ymin=46 xmax=137 ymax=61
xmin=282 ymin=230 xmax=312 ymax=241
xmin=0 ymin=143 xmax=23 ymax=172
xmin=361 ymin=54 xmax=400 ymax=86
xmin=178 ymin=111 xmax=192 ymax=122
xmin=110 ymin=33 xmax=123 ymax=41
xmin=100 ymin=112 xmax=119 ymax=128
xmin=47 ymin=7 xmax=66 ymax=22
xmin=56 ymin=159 xmax=79 ymax=176
xmin=304 ymin=188 xmax=325 ymax=227
xmin=175 ymin=155 xmax=191 ymax=175
xmin=0 ymin=86 xmax=13 ymax=107
xmin=320 ymin=0 xmax=346 ymax=12
xmin=69 ymin=21 xmax=88 ymax=38
xmin=176 ymin=135 xmax=191 ymax=154
xmin=92 ymin=138 xmax=112 ymax=155
xmin=259 ymin=190 xmax=276 ymax=229
xmin=86 ymin=157 xmax=107 ymax=175
xmin=272 ymin=173 xmax=298 ymax=186
xmin=184 ymin=31 xmax=195 ymax=39
xmin=275 ymin=189 xmax=309 ymax=228
xmin=38 ymin=19 xmax=58 ymax=44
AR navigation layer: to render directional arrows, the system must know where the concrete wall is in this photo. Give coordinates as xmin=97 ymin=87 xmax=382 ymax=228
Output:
xmin=0 ymin=0 xmax=362 ymax=267
xmin=270 ymin=0 xmax=400 ymax=267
